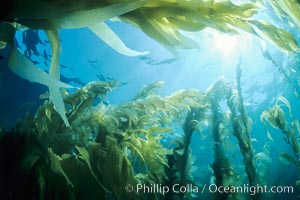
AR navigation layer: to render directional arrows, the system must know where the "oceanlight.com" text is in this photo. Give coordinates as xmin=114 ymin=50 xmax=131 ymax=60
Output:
xmin=124 ymin=183 xmax=294 ymax=196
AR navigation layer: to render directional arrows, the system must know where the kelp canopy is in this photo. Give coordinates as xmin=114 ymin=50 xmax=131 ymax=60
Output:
xmin=1 ymin=0 xmax=300 ymax=199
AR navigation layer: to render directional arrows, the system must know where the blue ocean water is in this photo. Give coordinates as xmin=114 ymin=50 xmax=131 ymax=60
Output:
xmin=1 ymin=4 xmax=300 ymax=200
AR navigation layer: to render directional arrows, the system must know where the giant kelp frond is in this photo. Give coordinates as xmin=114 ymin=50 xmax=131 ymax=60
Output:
xmin=207 ymin=76 xmax=244 ymax=200
xmin=134 ymin=81 xmax=164 ymax=99
xmin=101 ymin=86 xmax=207 ymax=135
xmin=120 ymin=0 xmax=299 ymax=54
xmin=261 ymin=96 xmax=300 ymax=189
xmin=227 ymin=62 xmax=257 ymax=196
xmin=249 ymin=20 xmax=299 ymax=52
xmin=275 ymin=96 xmax=292 ymax=118
xmin=167 ymin=106 xmax=209 ymax=194
xmin=260 ymin=96 xmax=291 ymax=131
xmin=261 ymin=50 xmax=300 ymax=97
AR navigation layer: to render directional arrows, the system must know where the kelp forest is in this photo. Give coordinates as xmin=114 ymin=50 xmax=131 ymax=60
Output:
xmin=1 ymin=0 xmax=300 ymax=199
xmin=1 ymin=65 xmax=299 ymax=199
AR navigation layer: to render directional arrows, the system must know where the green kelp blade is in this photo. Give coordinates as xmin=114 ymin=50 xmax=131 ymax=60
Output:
xmin=121 ymin=10 xmax=181 ymax=56
xmin=260 ymin=109 xmax=278 ymax=130
xmin=89 ymin=22 xmax=148 ymax=56
xmin=46 ymin=29 xmax=70 ymax=127
xmin=124 ymin=141 xmax=147 ymax=169
xmin=75 ymin=146 xmax=110 ymax=193
xmin=226 ymin=18 xmax=257 ymax=35
xmin=168 ymin=17 xmax=206 ymax=32
xmin=48 ymin=148 xmax=73 ymax=187
xmin=60 ymin=154 xmax=107 ymax=199
xmin=134 ymin=81 xmax=164 ymax=99
xmin=138 ymin=7 xmax=200 ymax=49
xmin=250 ymin=20 xmax=299 ymax=52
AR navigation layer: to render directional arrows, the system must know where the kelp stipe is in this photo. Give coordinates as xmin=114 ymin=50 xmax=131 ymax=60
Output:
xmin=181 ymin=107 xmax=207 ymax=183
xmin=227 ymin=62 xmax=258 ymax=199
xmin=165 ymin=102 xmax=209 ymax=199
xmin=207 ymin=78 xmax=244 ymax=200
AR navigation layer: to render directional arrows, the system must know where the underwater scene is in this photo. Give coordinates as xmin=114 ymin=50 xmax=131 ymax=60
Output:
xmin=1 ymin=0 xmax=300 ymax=199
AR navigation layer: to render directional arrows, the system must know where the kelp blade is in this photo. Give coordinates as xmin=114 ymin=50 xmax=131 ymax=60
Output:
xmin=89 ymin=22 xmax=148 ymax=56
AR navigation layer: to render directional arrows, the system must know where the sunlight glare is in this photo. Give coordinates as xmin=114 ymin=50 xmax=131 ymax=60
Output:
xmin=212 ymin=31 xmax=240 ymax=57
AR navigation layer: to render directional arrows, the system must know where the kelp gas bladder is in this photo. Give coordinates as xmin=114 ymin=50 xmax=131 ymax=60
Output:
xmin=0 ymin=0 xmax=299 ymax=126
